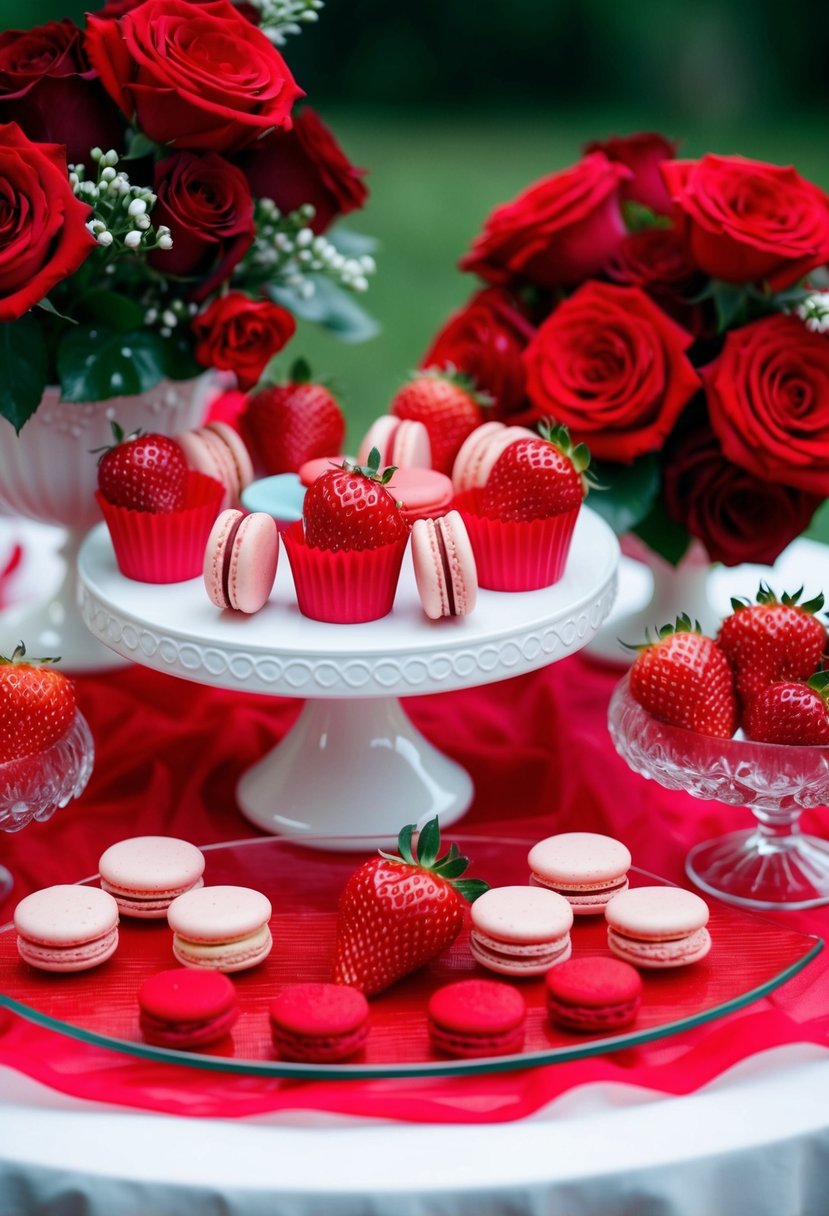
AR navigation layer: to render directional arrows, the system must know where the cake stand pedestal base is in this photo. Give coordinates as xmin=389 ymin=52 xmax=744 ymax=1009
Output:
xmin=237 ymin=696 xmax=474 ymax=848
xmin=0 ymin=530 xmax=124 ymax=672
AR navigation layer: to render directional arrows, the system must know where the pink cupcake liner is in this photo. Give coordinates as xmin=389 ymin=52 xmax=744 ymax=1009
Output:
xmin=453 ymin=490 xmax=580 ymax=591
xmin=282 ymin=522 xmax=408 ymax=623
xmin=97 ymin=472 xmax=224 ymax=583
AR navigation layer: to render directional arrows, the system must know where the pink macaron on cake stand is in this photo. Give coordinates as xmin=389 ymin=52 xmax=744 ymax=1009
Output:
xmin=76 ymin=508 xmax=617 ymax=847
xmin=608 ymin=675 xmax=829 ymax=911
xmin=0 ymin=710 xmax=94 ymax=899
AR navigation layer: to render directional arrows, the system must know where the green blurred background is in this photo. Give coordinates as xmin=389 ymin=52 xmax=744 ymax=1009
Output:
xmin=5 ymin=0 xmax=829 ymax=483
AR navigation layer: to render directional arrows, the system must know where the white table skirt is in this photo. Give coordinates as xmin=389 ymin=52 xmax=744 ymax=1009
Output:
xmin=1 ymin=1044 xmax=828 ymax=1215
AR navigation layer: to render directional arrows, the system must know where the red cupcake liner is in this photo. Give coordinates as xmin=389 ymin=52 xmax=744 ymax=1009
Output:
xmin=97 ymin=472 xmax=224 ymax=583
xmin=282 ymin=522 xmax=408 ymax=623
xmin=453 ymin=489 xmax=580 ymax=591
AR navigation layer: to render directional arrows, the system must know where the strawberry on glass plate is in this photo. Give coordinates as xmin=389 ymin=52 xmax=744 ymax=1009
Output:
xmin=0 ymin=644 xmax=94 ymax=901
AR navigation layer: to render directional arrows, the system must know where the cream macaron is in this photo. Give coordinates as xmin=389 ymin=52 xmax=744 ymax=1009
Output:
xmin=528 ymin=832 xmax=632 ymax=915
xmin=469 ymin=885 xmax=574 ymax=976
xmin=167 ymin=885 xmax=273 ymax=973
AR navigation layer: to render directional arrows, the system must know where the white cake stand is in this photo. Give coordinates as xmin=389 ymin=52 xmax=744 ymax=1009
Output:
xmin=77 ymin=510 xmax=618 ymax=844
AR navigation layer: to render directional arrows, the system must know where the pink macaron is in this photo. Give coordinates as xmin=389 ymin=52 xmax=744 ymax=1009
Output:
xmin=357 ymin=416 xmax=432 ymax=469
xmin=176 ymin=422 xmax=254 ymax=509
xmin=546 ymin=957 xmax=642 ymax=1033
xmin=14 ymin=885 xmax=119 ymax=972
xmin=428 ymin=978 xmax=526 ymax=1058
xmin=385 ymin=467 xmax=454 ymax=524
xmin=528 ymin=832 xmax=632 ymax=915
xmin=167 ymin=884 xmax=273 ymax=973
xmin=203 ymin=508 xmax=279 ymax=614
xmin=138 ymin=967 xmax=239 ymax=1049
xmin=606 ymin=886 xmax=711 ymax=969
xmin=469 ymin=885 xmax=574 ymax=976
xmin=270 ymin=982 xmax=370 ymax=1062
xmin=411 ymin=510 xmax=477 ymax=619
xmin=98 ymin=836 xmax=205 ymax=919
xmin=298 ymin=455 xmax=350 ymax=487
xmin=451 ymin=422 xmax=536 ymax=493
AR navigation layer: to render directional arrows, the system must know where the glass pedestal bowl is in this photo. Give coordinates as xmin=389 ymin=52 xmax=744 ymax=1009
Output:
xmin=608 ymin=676 xmax=829 ymax=911
xmin=0 ymin=711 xmax=95 ymax=900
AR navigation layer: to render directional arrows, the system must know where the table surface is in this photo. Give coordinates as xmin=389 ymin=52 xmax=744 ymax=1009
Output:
xmin=2 ymin=525 xmax=829 ymax=1216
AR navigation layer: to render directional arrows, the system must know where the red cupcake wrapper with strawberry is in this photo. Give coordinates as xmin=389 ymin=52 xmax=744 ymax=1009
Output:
xmin=282 ymin=521 xmax=408 ymax=624
xmin=453 ymin=489 xmax=579 ymax=592
xmin=97 ymin=471 xmax=224 ymax=584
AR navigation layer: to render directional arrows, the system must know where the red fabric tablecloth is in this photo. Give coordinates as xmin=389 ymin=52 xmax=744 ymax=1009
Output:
xmin=1 ymin=654 xmax=828 ymax=1122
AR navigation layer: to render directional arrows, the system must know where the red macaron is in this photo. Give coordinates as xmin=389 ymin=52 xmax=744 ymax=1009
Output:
xmin=270 ymin=983 xmax=370 ymax=1062
xmin=545 ymin=956 xmax=642 ymax=1033
xmin=427 ymin=978 xmax=526 ymax=1058
xmin=138 ymin=967 xmax=239 ymax=1050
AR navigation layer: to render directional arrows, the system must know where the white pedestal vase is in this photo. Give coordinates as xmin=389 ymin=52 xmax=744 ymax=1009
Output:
xmin=0 ymin=376 xmax=218 ymax=671
xmin=587 ymin=537 xmax=721 ymax=665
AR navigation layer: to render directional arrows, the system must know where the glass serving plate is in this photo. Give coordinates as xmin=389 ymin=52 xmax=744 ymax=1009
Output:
xmin=0 ymin=835 xmax=820 ymax=1080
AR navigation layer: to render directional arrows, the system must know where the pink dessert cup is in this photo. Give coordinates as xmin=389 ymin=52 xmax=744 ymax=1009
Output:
xmin=453 ymin=489 xmax=580 ymax=592
xmin=282 ymin=521 xmax=408 ymax=623
xmin=97 ymin=471 xmax=224 ymax=583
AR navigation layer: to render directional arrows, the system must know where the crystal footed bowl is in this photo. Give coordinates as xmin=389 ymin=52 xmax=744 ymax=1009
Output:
xmin=608 ymin=675 xmax=829 ymax=910
xmin=0 ymin=710 xmax=94 ymax=900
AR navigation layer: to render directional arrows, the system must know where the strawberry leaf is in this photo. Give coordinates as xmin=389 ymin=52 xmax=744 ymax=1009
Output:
xmin=452 ymin=878 xmax=490 ymax=903
xmin=415 ymin=816 xmax=441 ymax=868
xmin=396 ymin=823 xmax=415 ymax=866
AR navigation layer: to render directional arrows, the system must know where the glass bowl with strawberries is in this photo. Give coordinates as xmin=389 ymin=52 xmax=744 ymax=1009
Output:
xmin=608 ymin=594 xmax=829 ymax=911
xmin=0 ymin=645 xmax=94 ymax=900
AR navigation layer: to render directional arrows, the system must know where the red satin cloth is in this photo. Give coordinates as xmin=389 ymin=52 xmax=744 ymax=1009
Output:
xmin=1 ymin=655 xmax=828 ymax=1122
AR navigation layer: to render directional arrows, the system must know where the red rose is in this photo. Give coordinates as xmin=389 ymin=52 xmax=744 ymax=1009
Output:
xmin=0 ymin=20 xmax=123 ymax=165
xmin=150 ymin=152 xmax=254 ymax=299
xmin=86 ymin=0 xmax=303 ymax=154
xmin=0 ymin=122 xmax=94 ymax=322
xmin=459 ymin=152 xmax=630 ymax=289
xmin=237 ymin=108 xmax=368 ymax=234
xmin=661 ymin=155 xmax=829 ymax=289
xmin=421 ymin=287 xmax=534 ymax=419
xmin=606 ymin=225 xmax=710 ymax=335
xmin=584 ymin=132 xmax=678 ymax=214
xmin=701 ymin=313 xmax=829 ymax=496
xmin=663 ymin=413 xmax=822 ymax=567
xmin=192 ymin=292 xmax=296 ymax=390
xmin=523 ymin=282 xmax=699 ymax=462
xmin=98 ymin=0 xmax=261 ymax=19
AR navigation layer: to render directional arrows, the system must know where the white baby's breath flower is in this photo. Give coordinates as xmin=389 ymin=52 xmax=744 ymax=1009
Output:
xmin=124 ymin=230 xmax=142 ymax=249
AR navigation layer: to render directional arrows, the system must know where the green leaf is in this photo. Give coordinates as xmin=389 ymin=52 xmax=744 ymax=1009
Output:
xmin=396 ymin=823 xmax=415 ymax=866
xmin=452 ymin=878 xmax=490 ymax=904
xmin=587 ymin=454 xmax=661 ymax=535
xmin=415 ymin=816 xmax=441 ymax=868
xmin=36 ymin=298 xmax=76 ymax=323
xmin=432 ymin=856 xmax=470 ymax=880
xmin=56 ymin=325 xmax=166 ymax=403
xmin=709 ymin=281 xmax=750 ymax=332
xmin=157 ymin=331 xmax=202 ymax=382
xmin=76 ymin=290 xmax=146 ymax=333
xmin=632 ymin=493 xmax=692 ymax=567
xmin=123 ymin=131 xmax=164 ymax=161
xmin=326 ymin=225 xmax=379 ymax=256
xmin=0 ymin=315 xmax=49 ymax=432
xmin=621 ymin=200 xmax=672 ymax=233
xmin=268 ymin=276 xmax=380 ymax=343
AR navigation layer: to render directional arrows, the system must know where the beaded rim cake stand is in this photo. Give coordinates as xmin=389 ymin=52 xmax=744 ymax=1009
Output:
xmin=77 ymin=509 xmax=618 ymax=846
xmin=609 ymin=676 xmax=829 ymax=910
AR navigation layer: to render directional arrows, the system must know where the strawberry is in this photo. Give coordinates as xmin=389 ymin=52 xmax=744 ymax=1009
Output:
xmin=240 ymin=359 xmax=345 ymax=474
xmin=716 ymin=584 xmax=827 ymax=714
xmin=390 ymin=367 xmax=485 ymax=474
xmin=629 ymin=616 xmax=738 ymax=738
xmin=481 ymin=420 xmax=590 ymax=521
xmin=303 ymin=447 xmax=409 ymax=552
xmin=333 ymin=816 xmax=488 ymax=995
xmin=744 ymin=673 xmax=829 ymax=745
xmin=0 ymin=643 xmax=77 ymax=763
xmin=96 ymin=422 xmax=188 ymax=513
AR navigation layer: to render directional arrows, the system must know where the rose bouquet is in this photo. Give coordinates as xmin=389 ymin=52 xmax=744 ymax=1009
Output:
xmin=423 ymin=133 xmax=829 ymax=568
xmin=0 ymin=0 xmax=375 ymax=433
